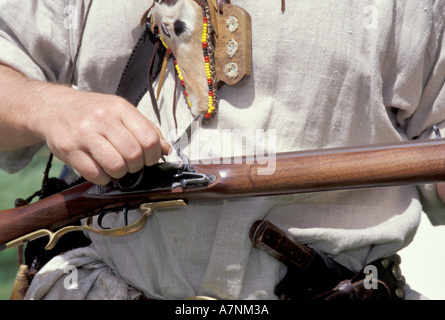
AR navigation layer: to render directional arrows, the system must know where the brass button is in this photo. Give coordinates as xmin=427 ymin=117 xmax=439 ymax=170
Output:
xmin=395 ymin=287 xmax=405 ymax=299
xmin=392 ymin=264 xmax=403 ymax=281
xmin=381 ymin=258 xmax=389 ymax=268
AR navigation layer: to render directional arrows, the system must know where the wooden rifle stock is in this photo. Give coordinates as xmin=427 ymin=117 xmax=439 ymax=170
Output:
xmin=1 ymin=139 xmax=445 ymax=249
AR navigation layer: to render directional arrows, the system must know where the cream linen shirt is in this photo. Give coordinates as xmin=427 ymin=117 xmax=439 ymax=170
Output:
xmin=1 ymin=0 xmax=445 ymax=299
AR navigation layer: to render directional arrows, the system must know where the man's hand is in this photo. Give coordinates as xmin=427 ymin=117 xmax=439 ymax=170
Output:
xmin=42 ymin=90 xmax=171 ymax=185
xmin=0 ymin=64 xmax=170 ymax=185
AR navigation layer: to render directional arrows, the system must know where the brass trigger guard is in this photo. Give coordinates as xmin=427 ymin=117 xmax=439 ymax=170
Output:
xmin=6 ymin=200 xmax=187 ymax=251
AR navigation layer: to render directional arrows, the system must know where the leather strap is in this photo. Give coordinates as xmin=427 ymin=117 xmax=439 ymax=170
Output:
xmin=115 ymin=23 xmax=166 ymax=124
xmin=251 ymin=220 xmax=355 ymax=300
xmin=251 ymin=220 xmax=405 ymax=300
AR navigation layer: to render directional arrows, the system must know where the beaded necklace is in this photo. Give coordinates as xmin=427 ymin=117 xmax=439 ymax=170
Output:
xmin=157 ymin=3 xmax=217 ymax=124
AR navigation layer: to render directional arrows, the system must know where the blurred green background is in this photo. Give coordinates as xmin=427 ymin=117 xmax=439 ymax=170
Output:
xmin=0 ymin=146 xmax=64 ymax=300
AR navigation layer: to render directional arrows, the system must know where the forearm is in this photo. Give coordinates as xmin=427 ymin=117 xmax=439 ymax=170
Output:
xmin=0 ymin=64 xmax=170 ymax=184
xmin=0 ymin=64 xmax=55 ymax=151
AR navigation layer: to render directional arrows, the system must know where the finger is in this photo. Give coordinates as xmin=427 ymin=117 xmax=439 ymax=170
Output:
xmin=139 ymin=131 xmax=162 ymax=166
xmin=152 ymin=125 xmax=172 ymax=155
xmin=87 ymin=136 xmax=129 ymax=179
xmin=101 ymin=124 xmax=145 ymax=174
xmin=122 ymin=112 xmax=165 ymax=166
xmin=62 ymin=150 xmax=111 ymax=185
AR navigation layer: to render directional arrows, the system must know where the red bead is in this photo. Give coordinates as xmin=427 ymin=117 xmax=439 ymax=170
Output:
xmin=207 ymin=79 xmax=213 ymax=84
xmin=181 ymin=80 xmax=185 ymax=86
xmin=184 ymin=91 xmax=188 ymax=97
xmin=168 ymin=48 xmax=173 ymax=54
xmin=202 ymin=42 xmax=208 ymax=49
xmin=205 ymin=56 xmax=210 ymax=63
xmin=173 ymin=59 xmax=177 ymax=65
xmin=209 ymin=91 xmax=213 ymax=96
xmin=203 ymin=17 xmax=207 ymax=23
xmin=205 ymin=113 xmax=211 ymax=119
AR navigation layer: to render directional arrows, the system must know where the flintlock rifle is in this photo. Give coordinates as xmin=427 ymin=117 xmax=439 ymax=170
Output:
xmin=1 ymin=138 xmax=445 ymax=251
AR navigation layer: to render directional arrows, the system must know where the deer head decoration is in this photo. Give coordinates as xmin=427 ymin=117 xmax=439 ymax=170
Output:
xmin=150 ymin=0 xmax=218 ymax=122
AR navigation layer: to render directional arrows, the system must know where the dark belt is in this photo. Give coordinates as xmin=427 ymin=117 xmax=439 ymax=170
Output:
xmin=250 ymin=220 xmax=405 ymax=300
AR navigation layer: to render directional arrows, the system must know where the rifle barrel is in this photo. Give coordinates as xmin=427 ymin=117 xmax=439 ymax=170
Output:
xmin=205 ymin=138 xmax=445 ymax=197
xmin=1 ymin=139 xmax=444 ymax=247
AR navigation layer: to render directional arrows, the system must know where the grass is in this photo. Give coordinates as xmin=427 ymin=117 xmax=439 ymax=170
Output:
xmin=0 ymin=146 xmax=64 ymax=300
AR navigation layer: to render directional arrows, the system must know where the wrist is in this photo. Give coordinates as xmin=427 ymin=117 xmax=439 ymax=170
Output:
xmin=26 ymin=81 xmax=75 ymax=143
xmin=0 ymin=66 xmax=48 ymax=149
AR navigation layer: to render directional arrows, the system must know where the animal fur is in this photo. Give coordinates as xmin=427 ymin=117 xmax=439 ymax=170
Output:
xmin=151 ymin=0 xmax=211 ymax=116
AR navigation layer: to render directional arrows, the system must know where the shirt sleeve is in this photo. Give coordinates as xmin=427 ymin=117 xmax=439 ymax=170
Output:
xmin=0 ymin=1 xmax=83 ymax=173
xmin=0 ymin=1 xmax=75 ymax=82
xmin=386 ymin=1 xmax=445 ymax=225
xmin=415 ymin=2 xmax=445 ymax=226
xmin=405 ymin=1 xmax=445 ymax=140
